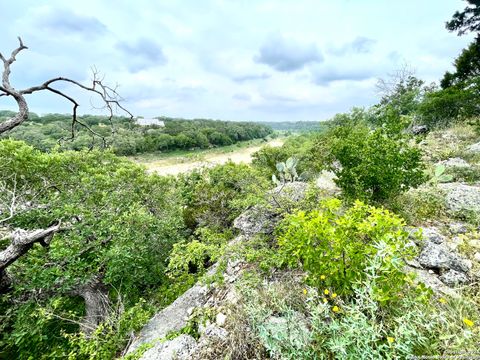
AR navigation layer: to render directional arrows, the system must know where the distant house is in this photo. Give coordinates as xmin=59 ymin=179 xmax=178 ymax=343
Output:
xmin=136 ymin=117 xmax=165 ymax=127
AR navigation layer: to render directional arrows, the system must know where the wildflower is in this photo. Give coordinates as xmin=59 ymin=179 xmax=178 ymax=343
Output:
xmin=463 ymin=318 xmax=474 ymax=327
xmin=332 ymin=306 xmax=340 ymax=313
xmin=322 ymin=298 xmax=328 ymax=303
xmin=320 ymin=275 xmax=326 ymax=280
xmin=439 ymin=298 xmax=447 ymax=304
xmin=387 ymin=337 xmax=395 ymax=344
xmin=324 ymin=289 xmax=329 ymax=295
xmin=331 ymin=293 xmax=337 ymax=299
xmin=303 ymin=288 xmax=308 ymax=295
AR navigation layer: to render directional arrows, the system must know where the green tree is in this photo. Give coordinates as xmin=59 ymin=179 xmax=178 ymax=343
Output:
xmin=446 ymin=0 xmax=480 ymax=36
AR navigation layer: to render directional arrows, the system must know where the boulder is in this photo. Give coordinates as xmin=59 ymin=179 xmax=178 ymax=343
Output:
xmin=233 ymin=205 xmax=276 ymax=237
xmin=234 ymin=181 xmax=309 ymax=237
xmin=437 ymin=157 xmax=471 ymax=169
xmin=467 ymin=142 xmax=480 ymax=154
xmin=406 ymin=267 xmax=457 ymax=297
xmin=140 ymin=335 xmax=196 ymax=360
xmin=438 ymin=183 xmax=480 ymax=214
xmin=315 ymin=170 xmax=340 ymax=196
xmin=420 ymin=227 xmax=445 ymax=244
xmin=411 ymin=125 xmax=428 ymax=135
xmin=417 ymin=241 xmax=471 ymax=273
xmin=439 ymin=270 xmax=469 ymax=286
xmin=127 ymin=284 xmax=209 ymax=354
xmin=448 ymin=222 xmax=468 ymax=235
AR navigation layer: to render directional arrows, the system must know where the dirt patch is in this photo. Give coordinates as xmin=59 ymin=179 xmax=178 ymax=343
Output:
xmin=143 ymin=139 xmax=284 ymax=176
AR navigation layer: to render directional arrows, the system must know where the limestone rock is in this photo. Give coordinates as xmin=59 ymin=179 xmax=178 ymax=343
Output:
xmin=420 ymin=227 xmax=445 ymax=244
xmin=467 ymin=142 xmax=480 ymax=154
xmin=437 ymin=158 xmax=471 ymax=169
xmin=315 ymin=170 xmax=340 ymax=196
xmin=417 ymin=241 xmax=471 ymax=273
xmin=127 ymin=284 xmax=208 ymax=353
xmin=140 ymin=335 xmax=196 ymax=360
xmin=234 ymin=181 xmax=308 ymax=237
xmin=233 ymin=205 xmax=276 ymax=237
xmin=439 ymin=270 xmax=469 ymax=286
xmin=406 ymin=266 xmax=457 ymax=297
xmin=268 ymin=181 xmax=309 ymax=204
xmin=448 ymin=222 xmax=468 ymax=235
xmin=469 ymin=239 xmax=480 ymax=249
xmin=411 ymin=125 xmax=428 ymax=135
xmin=473 ymin=252 xmax=480 ymax=262
xmin=438 ymin=183 xmax=480 ymax=214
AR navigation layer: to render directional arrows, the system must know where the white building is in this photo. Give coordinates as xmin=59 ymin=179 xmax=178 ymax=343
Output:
xmin=136 ymin=117 xmax=165 ymax=127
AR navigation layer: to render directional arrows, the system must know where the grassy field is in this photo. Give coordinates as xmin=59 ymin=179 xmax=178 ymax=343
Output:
xmin=128 ymin=137 xmax=285 ymax=175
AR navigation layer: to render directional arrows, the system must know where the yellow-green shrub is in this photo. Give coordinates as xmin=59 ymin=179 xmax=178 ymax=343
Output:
xmin=276 ymin=199 xmax=416 ymax=302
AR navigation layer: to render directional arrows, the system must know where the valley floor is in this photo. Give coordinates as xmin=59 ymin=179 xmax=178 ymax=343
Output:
xmin=131 ymin=138 xmax=284 ymax=175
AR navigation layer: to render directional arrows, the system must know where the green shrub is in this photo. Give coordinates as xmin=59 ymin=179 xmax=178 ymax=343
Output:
xmin=276 ymin=199 xmax=416 ymax=301
xmin=327 ymin=120 xmax=426 ymax=203
xmin=180 ymin=162 xmax=268 ymax=230
xmin=417 ymin=81 xmax=480 ymax=128
xmin=166 ymin=228 xmax=231 ymax=280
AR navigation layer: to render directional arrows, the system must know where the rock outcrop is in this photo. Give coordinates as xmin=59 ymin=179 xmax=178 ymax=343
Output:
xmin=126 ymin=182 xmax=309 ymax=359
xmin=439 ymin=183 xmax=480 ymax=214
xmin=437 ymin=157 xmax=471 ymax=169
xmin=467 ymin=142 xmax=480 ymax=154
xmin=406 ymin=226 xmax=473 ymax=293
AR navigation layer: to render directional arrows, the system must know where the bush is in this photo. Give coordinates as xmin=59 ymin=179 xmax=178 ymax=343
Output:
xmin=276 ymin=199 xmax=416 ymax=301
xmin=327 ymin=120 xmax=426 ymax=203
xmin=417 ymin=82 xmax=480 ymax=128
xmin=180 ymin=162 xmax=268 ymax=230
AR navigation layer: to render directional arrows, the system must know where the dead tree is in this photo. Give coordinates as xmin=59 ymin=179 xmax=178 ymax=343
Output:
xmin=0 ymin=37 xmax=133 ymax=139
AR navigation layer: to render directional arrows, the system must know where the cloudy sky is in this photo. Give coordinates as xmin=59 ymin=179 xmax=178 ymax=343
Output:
xmin=0 ymin=0 xmax=475 ymax=122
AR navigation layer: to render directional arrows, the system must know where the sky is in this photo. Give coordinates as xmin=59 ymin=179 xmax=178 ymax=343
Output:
xmin=0 ymin=0 xmax=475 ymax=122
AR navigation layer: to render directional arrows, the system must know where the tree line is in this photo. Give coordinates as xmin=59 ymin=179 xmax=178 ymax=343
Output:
xmin=0 ymin=112 xmax=273 ymax=156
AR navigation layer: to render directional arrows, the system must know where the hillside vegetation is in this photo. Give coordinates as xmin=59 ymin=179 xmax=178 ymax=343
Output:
xmin=1 ymin=3 xmax=480 ymax=360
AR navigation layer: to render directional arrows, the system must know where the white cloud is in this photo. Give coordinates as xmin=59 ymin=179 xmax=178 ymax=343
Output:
xmin=0 ymin=0 xmax=475 ymax=122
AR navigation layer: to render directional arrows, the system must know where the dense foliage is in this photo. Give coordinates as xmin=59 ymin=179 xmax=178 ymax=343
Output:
xmin=277 ymin=199 xmax=415 ymax=300
xmin=0 ymin=140 xmax=188 ymax=358
xmin=0 ymin=112 xmax=272 ymax=156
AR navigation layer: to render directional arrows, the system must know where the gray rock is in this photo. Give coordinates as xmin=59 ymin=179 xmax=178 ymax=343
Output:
xmin=439 ymin=183 xmax=480 ymax=214
xmin=140 ymin=335 xmax=196 ymax=360
xmin=202 ymin=325 xmax=228 ymax=340
xmin=127 ymin=284 xmax=208 ymax=353
xmin=406 ymin=266 xmax=457 ymax=297
xmin=411 ymin=125 xmax=428 ymax=135
xmin=448 ymin=222 xmax=468 ymax=234
xmin=474 ymin=252 xmax=480 ymax=262
xmin=447 ymin=236 xmax=464 ymax=251
xmin=439 ymin=270 xmax=469 ymax=286
xmin=437 ymin=158 xmax=471 ymax=169
xmin=467 ymin=142 xmax=480 ymax=154
xmin=417 ymin=241 xmax=471 ymax=273
xmin=233 ymin=205 xmax=276 ymax=237
xmin=315 ymin=170 xmax=340 ymax=196
xmin=420 ymin=227 xmax=445 ymax=244
xmin=234 ymin=182 xmax=308 ymax=237
xmin=268 ymin=181 xmax=309 ymax=204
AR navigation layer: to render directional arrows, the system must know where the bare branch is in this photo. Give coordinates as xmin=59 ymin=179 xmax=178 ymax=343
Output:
xmin=0 ymin=37 xmax=133 ymax=138
xmin=0 ymin=222 xmax=64 ymax=270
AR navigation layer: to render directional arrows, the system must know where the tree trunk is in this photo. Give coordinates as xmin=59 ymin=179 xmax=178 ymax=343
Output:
xmin=71 ymin=277 xmax=111 ymax=335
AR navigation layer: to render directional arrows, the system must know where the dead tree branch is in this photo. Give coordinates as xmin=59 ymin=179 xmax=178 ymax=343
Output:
xmin=0 ymin=37 xmax=133 ymax=139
